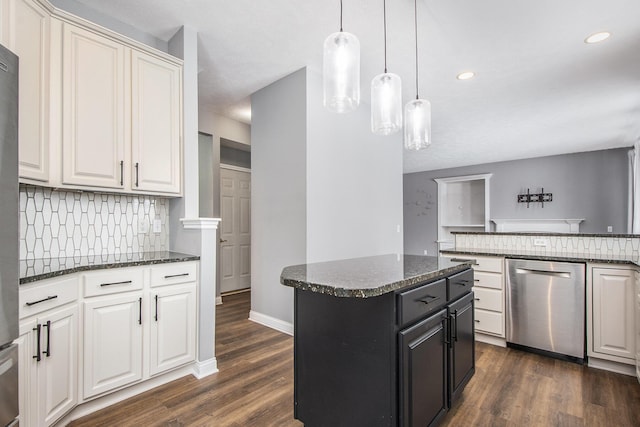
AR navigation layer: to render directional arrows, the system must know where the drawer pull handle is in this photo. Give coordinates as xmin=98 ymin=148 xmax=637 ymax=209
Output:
xmin=418 ymin=295 xmax=440 ymax=304
xmin=454 ymin=282 xmax=469 ymax=286
xmin=474 ymin=298 xmax=480 ymax=301
xmin=100 ymin=280 xmax=133 ymax=287
xmin=474 ymin=279 xmax=480 ymax=282
xmin=26 ymin=295 xmax=58 ymax=306
xmin=43 ymin=320 xmax=51 ymax=358
xmin=33 ymin=324 xmax=42 ymax=362
xmin=164 ymin=273 xmax=189 ymax=279
xmin=475 ymin=319 xmax=480 ymax=323
xmin=138 ymin=297 xmax=142 ymax=325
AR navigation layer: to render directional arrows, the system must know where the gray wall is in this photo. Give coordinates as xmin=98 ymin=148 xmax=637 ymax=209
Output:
xmin=251 ymin=67 xmax=404 ymax=327
xmin=220 ymin=145 xmax=251 ymax=169
xmin=51 ymin=0 xmax=168 ymax=52
xmin=305 ymin=69 xmax=403 ymax=263
xmin=404 ymin=148 xmax=630 ymax=255
xmin=251 ymin=68 xmax=307 ymax=325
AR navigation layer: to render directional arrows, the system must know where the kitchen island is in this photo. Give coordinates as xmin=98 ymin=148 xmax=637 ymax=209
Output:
xmin=281 ymin=255 xmax=475 ymax=427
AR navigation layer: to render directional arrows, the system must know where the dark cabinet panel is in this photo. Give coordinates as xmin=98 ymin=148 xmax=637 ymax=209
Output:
xmin=399 ymin=308 xmax=448 ymax=427
xmin=448 ymin=292 xmax=475 ymax=406
xmin=447 ymin=269 xmax=474 ymax=302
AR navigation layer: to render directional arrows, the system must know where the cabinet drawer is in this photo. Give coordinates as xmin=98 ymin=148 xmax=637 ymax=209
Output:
xmin=472 ymin=287 xmax=503 ymax=312
xmin=20 ymin=276 xmax=78 ymax=319
xmin=448 ymin=268 xmax=474 ymax=302
xmin=473 ymin=271 xmax=502 ymax=290
xmin=474 ymin=309 xmax=504 ymax=336
xmin=473 ymin=256 xmax=503 ymax=273
xmin=150 ymin=262 xmax=197 ymax=288
xmin=397 ymin=279 xmax=446 ymax=328
xmin=83 ymin=267 xmax=144 ymax=297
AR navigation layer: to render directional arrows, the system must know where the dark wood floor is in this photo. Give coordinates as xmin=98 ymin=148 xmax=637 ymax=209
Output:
xmin=71 ymin=291 xmax=640 ymax=426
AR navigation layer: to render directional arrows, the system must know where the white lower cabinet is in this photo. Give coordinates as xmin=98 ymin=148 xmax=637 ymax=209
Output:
xmin=149 ymin=283 xmax=197 ymax=376
xmin=81 ymin=261 xmax=198 ymax=399
xmin=590 ymin=266 xmax=636 ymax=363
xmin=17 ymin=304 xmax=78 ymax=427
xmin=83 ymin=292 xmax=143 ymax=399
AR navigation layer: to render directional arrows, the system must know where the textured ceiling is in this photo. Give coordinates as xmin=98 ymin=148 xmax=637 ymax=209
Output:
xmin=70 ymin=0 xmax=640 ymax=173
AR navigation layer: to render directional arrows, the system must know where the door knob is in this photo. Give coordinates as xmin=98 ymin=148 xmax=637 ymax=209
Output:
xmin=219 ymin=238 xmax=228 ymax=243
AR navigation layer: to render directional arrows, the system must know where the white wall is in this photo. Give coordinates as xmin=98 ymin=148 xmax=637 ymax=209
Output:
xmin=250 ymin=68 xmax=307 ymax=326
xmin=250 ymin=67 xmax=404 ymax=328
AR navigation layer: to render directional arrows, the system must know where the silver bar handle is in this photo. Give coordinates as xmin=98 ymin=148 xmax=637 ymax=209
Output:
xmin=515 ymin=268 xmax=571 ymax=279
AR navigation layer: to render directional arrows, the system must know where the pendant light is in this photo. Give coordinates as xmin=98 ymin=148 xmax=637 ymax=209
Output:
xmin=323 ymin=0 xmax=360 ymax=113
xmin=371 ymin=0 xmax=402 ymax=135
xmin=404 ymin=0 xmax=431 ymax=150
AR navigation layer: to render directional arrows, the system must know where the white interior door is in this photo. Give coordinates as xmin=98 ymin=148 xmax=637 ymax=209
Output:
xmin=220 ymin=166 xmax=251 ymax=293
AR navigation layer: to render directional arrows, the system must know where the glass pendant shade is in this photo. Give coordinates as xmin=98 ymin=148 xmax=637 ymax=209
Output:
xmin=403 ymin=98 xmax=431 ymax=150
xmin=371 ymin=72 xmax=402 ymax=135
xmin=323 ymin=31 xmax=360 ymax=113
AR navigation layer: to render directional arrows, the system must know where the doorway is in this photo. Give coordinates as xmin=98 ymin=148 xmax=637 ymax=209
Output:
xmin=219 ymin=165 xmax=251 ymax=294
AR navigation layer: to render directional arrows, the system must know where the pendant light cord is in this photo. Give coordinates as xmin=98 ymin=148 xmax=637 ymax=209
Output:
xmin=340 ymin=0 xmax=343 ymax=31
xmin=383 ymin=0 xmax=388 ymax=73
xmin=414 ymin=0 xmax=419 ymax=99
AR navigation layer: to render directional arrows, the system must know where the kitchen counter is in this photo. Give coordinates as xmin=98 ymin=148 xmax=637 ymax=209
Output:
xmin=280 ymin=254 xmax=472 ymax=298
xmin=440 ymin=248 xmax=639 ymax=267
xmin=19 ymin=251 xmax=200 ymax=284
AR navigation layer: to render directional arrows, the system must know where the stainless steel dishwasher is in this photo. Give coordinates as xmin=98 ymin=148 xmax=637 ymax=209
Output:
xmin=506 ymin=259 xmax=586 ymax=361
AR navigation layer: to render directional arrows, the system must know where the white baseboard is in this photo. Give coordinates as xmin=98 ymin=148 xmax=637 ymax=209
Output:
xmin=475 ymin=333 xmax=507 ymax=347
xmin=215 ymin=296 xmax=223 ymax=305
xmin=58 ymin=364 xmax=194 ymax=425
xmin=588 ymin=357 xmax=636 ymax=376
xmin=249 ymin=310 xmax=294 ymax=336
xmin=193 ymin=357 xmax=218 ymax=379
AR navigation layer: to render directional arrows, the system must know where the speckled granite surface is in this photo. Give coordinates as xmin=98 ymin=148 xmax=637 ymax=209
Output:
xmin=451 ymin=231 xmax=637 ymax=238
xmin=441 ymin=248 xmax=639 ymax=267
xmin=280 ymin=255 xmax=472 ymax=298
xmin=20 ymin=251 xmax=200 ymax=284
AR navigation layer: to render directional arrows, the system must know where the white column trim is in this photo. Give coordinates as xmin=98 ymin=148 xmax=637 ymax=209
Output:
xmin=192 ymin=357 xmax=219 ymax=379
xmin=180 ymin=217 xmax=221 ymax=230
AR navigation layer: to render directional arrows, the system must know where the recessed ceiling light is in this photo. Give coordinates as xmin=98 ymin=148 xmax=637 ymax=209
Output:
xmin=456 ymin=71 xmax=475 ymax=80
xmin=585 ymin=31 xmax=611 ymax=44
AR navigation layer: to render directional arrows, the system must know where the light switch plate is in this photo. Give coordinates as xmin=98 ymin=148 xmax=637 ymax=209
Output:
xmin=533 ymin=238 xmax=548 ymax=247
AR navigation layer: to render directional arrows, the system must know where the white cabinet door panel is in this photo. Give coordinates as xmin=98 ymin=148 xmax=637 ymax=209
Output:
xmin=592 ymin=268 xmax=635 ymax=361
xmin=149 ymin=284 xmax=196 ymax=376
xmin=131 ymin=49 xmax=181 ymax=194
xmin=13 ymin=0 xmax=50 ymax=182
xmin=40 ymin=305 xmax=78 ymax=427
xmin=62 ymin=23 xmax=126 ymax=189
xmin=83 ymin=293 xmax=143 ymax=398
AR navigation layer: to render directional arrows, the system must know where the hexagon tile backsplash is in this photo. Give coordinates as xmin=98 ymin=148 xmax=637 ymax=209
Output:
xmin=20 ymin=185 xmax=169 ymax=260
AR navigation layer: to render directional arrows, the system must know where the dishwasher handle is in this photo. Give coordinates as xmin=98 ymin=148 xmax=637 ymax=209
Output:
xmin=514 ymin=268 xmax=571 ymax=279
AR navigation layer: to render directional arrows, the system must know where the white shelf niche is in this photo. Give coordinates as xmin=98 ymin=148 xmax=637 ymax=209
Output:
xmin=434 ymin=173 xmax=493 ymax=252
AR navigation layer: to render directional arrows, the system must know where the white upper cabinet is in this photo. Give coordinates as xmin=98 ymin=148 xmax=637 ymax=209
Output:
xmin=5 ymin=0 xmax=183 ymax=195
xmin=131 ymin=50 xmax=181 ymax=194
xmin=62 ymin=23 xmax=127 ymax=189
xmin=3 ymin=0 xmax=51 ymax=182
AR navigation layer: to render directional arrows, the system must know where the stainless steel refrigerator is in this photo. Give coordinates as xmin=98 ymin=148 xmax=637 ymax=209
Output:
xmin=0 ymin=43 xmax=19 ymax=427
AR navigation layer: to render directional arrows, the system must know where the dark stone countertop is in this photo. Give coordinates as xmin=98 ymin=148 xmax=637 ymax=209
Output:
xmin=20 ymin=251 xmax=200 ymax=284
xmin=280 ymin=254 xmax=472 ymax=298
xmin=451 ymin=231 xmax=638 ymax=238
xmin=440 ymin=248 xmax=639 ymax=267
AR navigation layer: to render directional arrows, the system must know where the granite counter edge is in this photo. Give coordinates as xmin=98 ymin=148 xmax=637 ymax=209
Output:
xmin=20 ymin=255 xmax=201 ymax=285
xmin=440 ymin=249 xmax=639 ymax=267
xmin=280 ymin=263 xmax=471 ymax=298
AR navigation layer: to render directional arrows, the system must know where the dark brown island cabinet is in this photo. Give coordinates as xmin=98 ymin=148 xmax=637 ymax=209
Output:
xmin=281 ymin=255 xmax=475 ymax=427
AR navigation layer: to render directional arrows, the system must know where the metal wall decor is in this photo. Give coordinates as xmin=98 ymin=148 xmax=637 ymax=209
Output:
xmin=517 ymin=188 xmax=553 ymax=208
